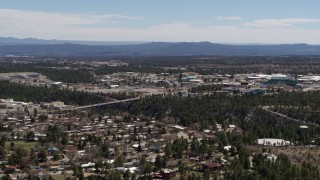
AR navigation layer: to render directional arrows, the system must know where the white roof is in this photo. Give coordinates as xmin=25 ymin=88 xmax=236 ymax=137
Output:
xmin=298 ymin=76 xmax=320 ymax=81
xmin=257 ymin=138 xmax=290 ymax=146
xmin=171 ymin=125 xmax=185 ymax=130
xmin=132 ymin=144 xmax=139 ymax=148
xmin=126 ymin=167 xmax=138 ymax=173
xmin=81 ymin=162 xmax=95 ymax=168
xmin=107 ymin=159 xmax=114 ymax=164
xmin=163 ymin=169 xmax=172 ymax=173
xmin=299 ymin=125 xmax=308 ymax=129
xmin=224 ymin=145 xmax=232 ymax=151
xmin=109 ymin=84 xmax=119 ymax=88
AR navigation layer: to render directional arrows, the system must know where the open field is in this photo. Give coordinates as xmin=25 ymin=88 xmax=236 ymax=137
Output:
xmin=50 ymin=174 xmax=72 ymax=180
xmin=5 ymin=141 xmax=37 ymax=151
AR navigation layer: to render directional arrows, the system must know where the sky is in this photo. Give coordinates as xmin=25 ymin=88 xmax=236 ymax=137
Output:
xmin=1 ymin=0 xmax=320 ymax=44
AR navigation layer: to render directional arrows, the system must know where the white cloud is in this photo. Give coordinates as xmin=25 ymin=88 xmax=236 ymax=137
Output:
xmin=0 ymin=9 xmax=143 ymax=27
xmin=1 ymin=9 xmax=320 ymax=44
xmin=139 ymin=23 xmax=320 ymax=44
xmin=244 ymin=18 xmax=320 ymax=28
xmin=215 ymin=16 xmax=243 ymax=20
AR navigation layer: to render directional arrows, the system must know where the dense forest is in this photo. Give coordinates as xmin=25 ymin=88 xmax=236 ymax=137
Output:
xmin=130 ymin=91 xmax=320 ymax=123
xmin=0 ymin=63 xmax=93 ymax=83
xmin=95 ymin=56 xmax=320 ymax=75
xmin=96 ymin=65 xmax=163 ymax=75
xmin=128 ymin=92 xmax=320 ymax=145
xmin=0 ymin=81 xmax=105 ymax=105
xmin=3 ymin=56 xmax=320 ymax=78
xmin=271 ymin=106 xmax=320 ymax=124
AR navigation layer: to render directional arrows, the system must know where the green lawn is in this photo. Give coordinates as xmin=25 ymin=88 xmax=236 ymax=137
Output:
xmin=5 ymin=141 xmax=37 ymax=151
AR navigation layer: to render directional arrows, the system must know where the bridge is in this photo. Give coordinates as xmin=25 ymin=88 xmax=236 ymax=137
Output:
xmin=64 ymin=97 xmax=140 ymax=111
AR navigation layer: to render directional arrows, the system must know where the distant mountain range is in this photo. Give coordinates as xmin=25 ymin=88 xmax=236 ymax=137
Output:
xmin=0 ymin=37 xmax=145 ymax=46
xmin=0 ymin=37 xmax=320 ymax=56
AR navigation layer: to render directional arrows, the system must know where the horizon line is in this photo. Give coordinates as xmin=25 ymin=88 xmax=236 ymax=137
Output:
xmin=1 ymin=36 xmax=320 ymax=46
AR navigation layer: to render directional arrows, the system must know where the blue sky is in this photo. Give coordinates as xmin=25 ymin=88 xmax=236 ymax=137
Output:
xmin=1 ymin=0 xmax=320 ymax=43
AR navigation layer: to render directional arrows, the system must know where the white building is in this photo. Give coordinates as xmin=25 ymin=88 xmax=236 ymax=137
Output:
xmin=257 ymin=138 xmax=290 ymax=146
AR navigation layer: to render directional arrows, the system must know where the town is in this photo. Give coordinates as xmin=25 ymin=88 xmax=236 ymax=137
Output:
xmin=1 ymin=56 xmax=320 ymax=179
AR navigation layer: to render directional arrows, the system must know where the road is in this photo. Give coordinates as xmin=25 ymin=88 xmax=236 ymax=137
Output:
xmin=260 ymin=106 xmax=319 ymax=127
xmin=65 ymin=97 xmax=140 ymax=111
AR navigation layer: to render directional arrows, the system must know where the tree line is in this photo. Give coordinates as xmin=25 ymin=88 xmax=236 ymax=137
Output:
xmin=0 ymin=62 xmax=93 ymax=83
xmin=0 ymin=80 xmax=106 ymax=105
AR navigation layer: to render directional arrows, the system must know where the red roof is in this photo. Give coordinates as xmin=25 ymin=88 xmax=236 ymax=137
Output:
xmin=6 ymin=165 xmax=17 ymax=169
xmin=204 ymin=162 xmax=221 ymax=168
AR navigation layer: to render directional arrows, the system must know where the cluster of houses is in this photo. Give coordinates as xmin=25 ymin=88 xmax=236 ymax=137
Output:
xmin=0 ymin=97 xmax=253 ymax=179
